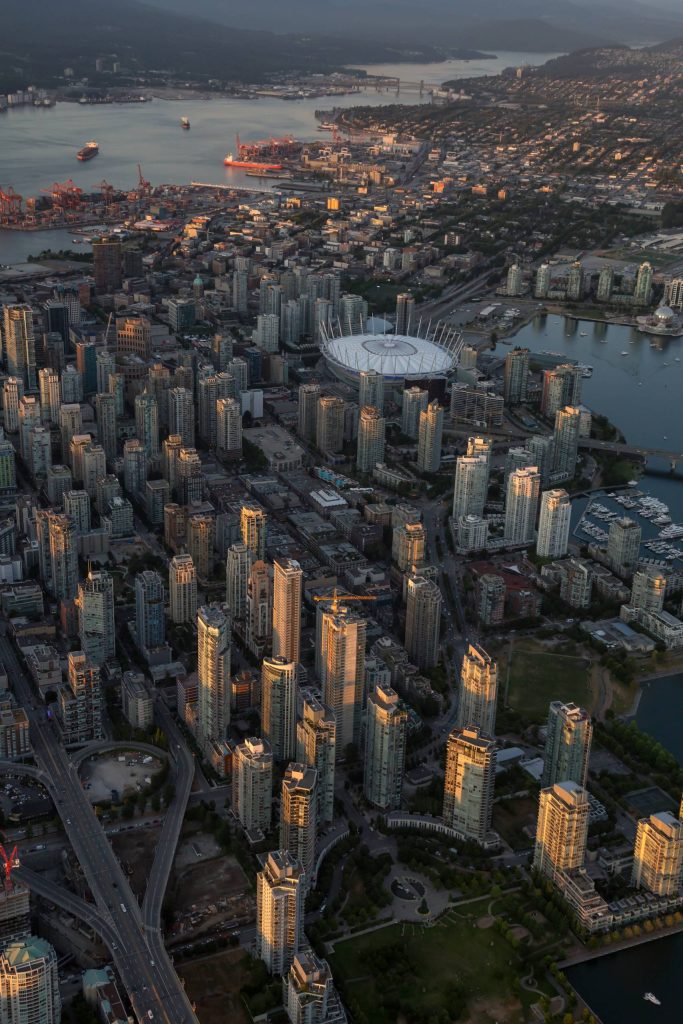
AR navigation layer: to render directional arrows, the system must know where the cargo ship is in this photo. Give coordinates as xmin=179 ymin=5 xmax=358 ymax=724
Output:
xmin=77 ymin=141 xmax=99 ymax=161
xmin=181 ymin=116 xmax=190 ymax=129
xmin=224 ymin=153 xmax=283 ymax=170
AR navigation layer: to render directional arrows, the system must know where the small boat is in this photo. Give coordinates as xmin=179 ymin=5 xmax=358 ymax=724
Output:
xmin=580 ymin=331 xmax=588 ymax=336
xmin=643 ymin=992 xmax=661 ymax=1006
xmin=181 ymin=116 xmax=190 ymax=129
xmin=621 ymin=351 xmax=628 ymax=356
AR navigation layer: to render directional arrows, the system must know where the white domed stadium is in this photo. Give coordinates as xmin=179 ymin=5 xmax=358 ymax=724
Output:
xmin=321 ymin=320 xmax=463 ymax=388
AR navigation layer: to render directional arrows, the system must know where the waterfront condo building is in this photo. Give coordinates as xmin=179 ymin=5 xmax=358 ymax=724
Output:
xmin=256 ymin=851 xmax=304 ymax=976
xmin=280 ymin=763 xmax=318 ymax=890
xmin=533 ymin=781 xmax=590 ymax=881
xmin=363 ymin=683 xmax=408 ymax=810
xmin=629 ymin=569 xmax=666 ymax=614
xmin=503 ymin=347 xmax=530 ymax=406
xmin=504 ymin=466 xmax=540 ymax=546
xmin=552 ymin=406 xmax=581 ymax=481
xmin=541 ymin=701 xmax=593 ymax=789
xmin=631 ymin=812 xmax=683 ymax=897
xmin=536 ymin=488 xmax=572 ymax=559
xmin=456 ymin=643 xmax=498 ymax=737
xmin=443 ymin=726 xmax=497 ymax=845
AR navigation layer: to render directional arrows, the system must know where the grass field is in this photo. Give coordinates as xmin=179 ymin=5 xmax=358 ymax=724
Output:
xmin=492 ymin=796 xmax=538 ymax=852
xmin=503 ymin=642 xmax=593 ymax=722
xmin=329 ymin=901 xmax=537 ymax=1024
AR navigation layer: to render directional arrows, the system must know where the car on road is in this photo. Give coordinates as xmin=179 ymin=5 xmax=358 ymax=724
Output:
xmin=120 ymin=903 xmax=126 ymax=913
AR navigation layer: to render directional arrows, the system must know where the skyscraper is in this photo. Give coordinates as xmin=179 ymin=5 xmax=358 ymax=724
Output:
xmin=64 ymin=489 xmax=90 ymax=536
xmin=59 ymin=651 xmax=103 ymax=742
xmin=92 ymin=236 xmax=122 ymax=292
xmin=216 ymin=397 xmax=242 ymax=457
xmin=363 ymin=683 xmax=408 ymax=810
xmin=0 ymin=936 xmax=61 ymax=1024
xmin=296 ymin=693 xmax=336 ymax=825
xmin=541 ymin=701 xmax=593 ymax=789
xmin=197 ymin=605 xmax=231 ymax=747
xmin=3 ymin=378 xmax=24 ymax=434
xmin=416 ymin=400 xmax=444 ymax=473
xmin=317 ymin=601 xmax=366 ymax=750
xmin=536 ymin=488 xmax=572 ymax=559
xmin=533 ymin=781 xmax=589 ymax=880
xmin=280 ymin=763 xmax=318 ymax=889
xmin=176 ymin=447 xmax=202 ymax=505
xmin=95 ymin=392 xmax=117 ymax=462
xmin=134 ymin=391 xmax=160 ymax=459
xmin=246 ymin=559 xmax=272 ymax=654
xmin=198 ymin=372 xmax=235 ymax=447
xmin=232 ymin=736 xmax=273 ymax=832
xmin=3 ymin=305 xmax=37 ymax=391
xmin=48 ymin=513 xmax=78 ymax=600
xmin=297 ymin=383 xmax=321 ymax=442
xmin=225 ymin=543 xmax=250 ymax=620
xmin=506 ymin=262 xmax=523 ymax=297
xmin=256 ymin=851 xmax=304 ymax=976
xmin=552 ymin=406 xmax=581 ymax=481
xmin=456 ymin=643 xmax=498 ymax=737
xmin=186 ymin=513 xmax=215 ymax=580
xmin=38 ymin=368 xmax=60 ymax=425
xmin=504 ymin=466 xmax=540 ymax=546
xmin=535 ymin=264 xmax=551 ymax=299
xmin=315 ymin=396 xmax=344 ymax=454
xmin=541 ymin=365 xmax=582 ymax=418
xmin=241 ymin=502 xmax=267 ymax=562
xmin=262 ymin=657 xmax=298 ymax=762
xmin=169 ymin=553 xmax=197 ymax=624
xmin=631 ymin=812 xmax=683 ymax=896
xmin=77 ymin=569 xmax=115 ymax=666
xmin=452 ymin=456 xmax=489 ymax=520
xmin=395 ymin=292 xmax=415 ymax=334
xmin=356 ymin=405 xmax=385 ymax=473
xmin=134 ymin=570 xmax=166 ymax=654
xmin=443 ymin=726 xmax=497 ymax=844
xmin=634 ymin=261 xmax=653 ymax=306
xmin=401 ymin=386 xmax=428 ymax=439
xmin=358 ymin=370 xmax=384 ymax=413
xmin=405 ymin=574 xmax=441 ymax=669
xmin=168 ymin=387 xmax=195 ymax=447
xmin=606 ymin=517 xmax=641 ymax=576
xmin=392 ymin=521 xmax=426 ymax=571
xmin=122 ymin=438 xmax=147 ymax=497
xmin=503 ymin=347 xmax=530 ymax=405
xmin=272 ymin=558 xmax=302 ymax=665
xmin=566 ymin=260 xmax=584 ymax=301
xmin=284 ymin=953 xmax=342 ymax=1024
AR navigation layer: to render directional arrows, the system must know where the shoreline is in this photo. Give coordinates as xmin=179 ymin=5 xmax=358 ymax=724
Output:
xmin=560 ymin=917 xmax=683 ymax=969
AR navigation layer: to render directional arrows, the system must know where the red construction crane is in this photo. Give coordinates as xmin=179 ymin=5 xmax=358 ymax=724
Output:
xmin=0 ymin=186 xmax=23 ymax=221
xmin=0 ymin=845 xmax=19 ymax=889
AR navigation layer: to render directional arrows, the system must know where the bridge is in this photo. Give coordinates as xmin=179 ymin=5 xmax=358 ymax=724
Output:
xmin=579 ymin=438 xmax=683 ymax=470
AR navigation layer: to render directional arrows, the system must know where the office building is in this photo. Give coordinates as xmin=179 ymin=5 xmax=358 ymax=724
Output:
xmin=296 ymin=694 xmax=336 ymax=825
xmin=297 ymin=383 xmax=321 ymax=442
xmin=416 ymin=400 xmax=444 ymax=473
xmin=541 ymin=702 xmax=593 ymax=789
xmin=27 ymin=425 xmax=51 ymax=482
xmin=96 ymin=348 xmax=115 ymax=393
xmin=232 ymin=736 xmax=273 ymax=832
xmin=607 ymin=517 xmax=641 ymax=576
xmin=356 ymin=406 xmax=385 ymax=473
xmin=95 ymin=392 xmax=117 ymax=462
xmin=401 ymin=386 xmax=428 ymax=439
xmin=315 ymin=396 xmax=344 ymax=454
xmin=631 ymin=812 xmax=683 ymax=896
xmin=280 ymin=763 xmax=318 ymax=888
xmin=533 ymin=781 xmax=589 ymax=880
xmin=501 ymin=348 xmax=528 ymax=403
xmin=134 ymin=570 xmax=165 ymax=654
xmin=3 ymin=378 xmax=24 ymax=434
xmin=167 ymin=297 xmax=196 ymax=333
xmin=0 ymin=936 xmax=60 ymax=1024
xmin=541 ymin=365 xmax=582 ymax=419
xmin=241 ymin=503 xmax=267 ymax=562
xmin=255 ymin=313 xmax=280 ymax=353
xmin=405 ymin=574 xmax=441 ymax=669
xmin=122 ymin=439 xmax=147 ymax=497
xmin=256 ymin=851 xmax=304 ymax=976
xmin=363 ymin=683 xmax=407 ymax=810
xmin=3 ymin=305 xmax=36 ymax=391
xmin=92 ymin=236 xmax=122 ymax=292
xmin=134 ymin=391 xmax=160 ymax=459
xmin=168 ymin=387 xmax=195 ymax=447
xmin=452 ymin=456 xmax=489 ymax=520
xmin=216 ymin=397 xmax=242 ymax=457
xmin=395 ymin=291 xmax=415 ymax=334
xmin=197 ymin=605 xmax=231 ymax=746
xmin=504 ymin=466 xmax=540 ymax=546
xmin=552 ymin=406 xmax=581 ymax=481
xmin=169 ymin=553 xmax=197 ymax=624
xmin=318 ymin=602 xmax=366 ymax=749
xmin=443 ymin=726 xmax=497 ymax=844
xmin=630 ymin=569 xmax=666 ymax=614
xmin=392 ymin=521 xmax=426 ymax=571
xmin=59 ymin=651 xmax=103 ymax=743
xmin=536 ymin=488 xmax=572 ymax=559
xmin=358 ymin=370 xmax=384 ymax=413
xmin=262 ymin=657 xmax=298 ymax=762
xmin=77 ymin=570 xmax=115 ymax=666
xmin=273 ymin=558 xmax=302 ymax=665
xmin=456 ymin=643 xmax=498 ymax=737
xmin=18 ymin=397 xmax=40 ymax=465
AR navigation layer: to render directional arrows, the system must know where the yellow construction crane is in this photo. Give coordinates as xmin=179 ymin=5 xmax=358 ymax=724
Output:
xmin=313 ymin=589 xmax=377 ymax=614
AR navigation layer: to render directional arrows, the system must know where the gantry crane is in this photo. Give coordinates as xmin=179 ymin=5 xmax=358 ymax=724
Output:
xmin=0 ymin=186 xmax=23 ymax=223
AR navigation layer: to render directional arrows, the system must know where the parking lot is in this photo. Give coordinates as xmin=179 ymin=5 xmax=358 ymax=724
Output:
xmin=79 ymin=751 xmax=164 ymax=803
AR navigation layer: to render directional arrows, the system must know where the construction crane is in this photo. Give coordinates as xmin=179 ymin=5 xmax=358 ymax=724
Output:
xmin=0 ymin=845 xmax=19 ymax=890
xmin=313 ymin=590 xmax=377 ymax=615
